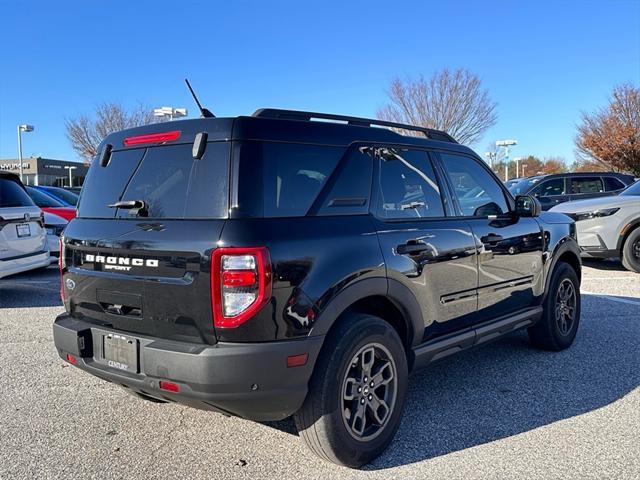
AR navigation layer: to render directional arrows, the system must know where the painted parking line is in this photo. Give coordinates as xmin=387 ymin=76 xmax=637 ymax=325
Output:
xmin=580 ymin=291 xmax=640 ymax=306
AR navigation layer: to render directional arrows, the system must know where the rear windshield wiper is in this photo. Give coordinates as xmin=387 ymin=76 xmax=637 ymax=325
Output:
xmin=108 ymin=200 xmax=148 ymax=217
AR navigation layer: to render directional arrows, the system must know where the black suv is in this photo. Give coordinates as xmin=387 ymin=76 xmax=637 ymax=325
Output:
xmin=507 ymin=172 xmax=635 ymax=210
xmin=54 ymin=109 xmax=582 ymax=467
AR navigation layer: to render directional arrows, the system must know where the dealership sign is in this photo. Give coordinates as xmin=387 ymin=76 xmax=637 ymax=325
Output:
xmin=0 ymin=162 xmax=30 ymax=171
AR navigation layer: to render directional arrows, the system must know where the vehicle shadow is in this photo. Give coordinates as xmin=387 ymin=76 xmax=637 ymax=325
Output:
xmin=0 ymin=265 xmax=63 ymax=308
xmin=582 ymin=258 xmax=628 ymax=272
xmin=266 ymin=293 xmax=640 ymax=469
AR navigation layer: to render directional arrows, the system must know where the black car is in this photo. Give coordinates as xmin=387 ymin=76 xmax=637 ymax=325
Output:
xmin=507 ymin=172 xmax=635 ymax=210
xmin=54 ymin=109 xmax=582 ymax=467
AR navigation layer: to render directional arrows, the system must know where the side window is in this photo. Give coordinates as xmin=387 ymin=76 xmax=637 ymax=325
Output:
xmin=604 ymin=176 xmax=625 ymax=191
xmin=530 ymin=178 xmax=565 ymax=197
xmin=375 ymin=148 xmax=444 ymax=220
xmin=571 ymin=177 xmax=604 ymax=194
xmin=439 ymin=152 xmax=509 ymax=217
xmin=261 ymin=142 xmax=342 ymax=217
xmin=316 ymin=147 xmax=373 ymax=216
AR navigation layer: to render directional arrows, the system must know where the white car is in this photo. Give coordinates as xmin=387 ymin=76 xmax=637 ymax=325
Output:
xmin=0 ymin=172 xmax=50 ymax=278
xmin=43 ymin=211 xmax=68 ymax=258
xmin=551 ymin=180 xmax=640 ymax=272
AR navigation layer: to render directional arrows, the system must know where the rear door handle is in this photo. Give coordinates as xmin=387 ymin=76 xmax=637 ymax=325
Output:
xmin=481 ymin=234 xmax=503 ymax=244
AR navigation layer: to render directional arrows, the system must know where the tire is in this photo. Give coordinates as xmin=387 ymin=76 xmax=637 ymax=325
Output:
xmin=621 ymin=227 xmax=640 ymax=273
xmin=528 ymin=262 xmax=581 ymax=351
xmin=294 ymin=314 xmax=408 ymax=468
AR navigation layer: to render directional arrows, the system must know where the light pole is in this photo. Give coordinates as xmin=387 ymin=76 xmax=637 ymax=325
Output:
xmin=484 ymin=151 xmax=498 ymax=168
xmin=64 ymin=166 xmax=77 ymax=187
xmin=153 ymin=107 xmax=188 ymax=121
xmin=17 ymin=124 xmax=34 ymax=182
xmin=496 ymin=139 xmax=517 ymax=181
xmin=513 ymin=157 xmax=523 ymax=178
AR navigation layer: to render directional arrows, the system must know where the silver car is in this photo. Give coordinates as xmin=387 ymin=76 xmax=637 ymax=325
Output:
xmin=550 ymin=180 xmax=640 ymax=272
xmin=0 ymin=172 xmax=50 ymax=279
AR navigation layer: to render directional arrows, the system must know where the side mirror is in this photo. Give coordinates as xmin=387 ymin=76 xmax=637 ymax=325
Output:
xmin=515 ymin=195 xmax=541 ymax=217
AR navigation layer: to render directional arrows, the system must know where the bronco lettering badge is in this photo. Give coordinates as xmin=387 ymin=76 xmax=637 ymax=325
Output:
xmin=84 ymin=253 xmax=159 ymax=271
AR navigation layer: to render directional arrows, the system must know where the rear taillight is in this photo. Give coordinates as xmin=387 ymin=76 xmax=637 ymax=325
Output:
xmin=211 ymin=247 xmax=272 ymax=328
xmin=59 ymin=237 xmax=65 ymax=303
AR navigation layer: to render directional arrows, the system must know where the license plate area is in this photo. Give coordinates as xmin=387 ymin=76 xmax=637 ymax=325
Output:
xmin=16 ymin=223 xmax=31 ymax=237
xmin=103 ymin=334 xmax=138 ymax=373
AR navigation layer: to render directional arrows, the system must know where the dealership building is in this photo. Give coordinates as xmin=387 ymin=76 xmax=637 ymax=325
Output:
xmin=0 ymin=157 xmax=88 ymax=187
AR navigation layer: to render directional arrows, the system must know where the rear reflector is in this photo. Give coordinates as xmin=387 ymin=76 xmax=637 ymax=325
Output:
xmin=159 ymin=381 xmax=180 ymax=393
xmin=123 ymin=130 xmax=181 ymax=146
xmin=287 ymin=353 xmax=309 ymax=368
xmin=66 ymin=353 xmax=77 ymax=365
xmin=222 ymin=270 xmax=257 ymax=287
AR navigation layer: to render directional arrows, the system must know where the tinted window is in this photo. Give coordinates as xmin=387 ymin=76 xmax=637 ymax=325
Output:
xmin=604 ymin=177 xmax=625 ymax=191
xmin=440 ymin=153 xmax=509 ymax=216
xmin=118 ymin=143 xmax=230 ymax=219
xmin=78 ymin=149 xmax=146 ymax=218
xmin=317 ymin=147 xmax=372 ymax=216
xmin=26 ymin=186 xmax=65 ymax=208
xmin=259 ymin=143 xmax=342 ymax=217
xmin=571 ymin=177 xmax=603 ymax=194
xmin=376 ymin=148 xmax=444 ymax=219
xmin=78 ymin=143 xmax=229 ymax=219
xmin=530 ymin=178 xmax=565 ymax=197
xmin=43 ymin=187 xmax=79 ymax=206
xmin=0 ymin=177 xmax=35 ymax=208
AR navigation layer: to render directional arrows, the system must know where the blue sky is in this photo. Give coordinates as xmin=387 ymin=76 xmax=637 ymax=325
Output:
xmin=1 ymin=0 xmax=639 ymax=164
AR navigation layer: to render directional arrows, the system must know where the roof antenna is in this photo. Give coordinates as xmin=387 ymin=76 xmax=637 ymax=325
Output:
xmin=184 ymin=79 xmax=215 ymax=118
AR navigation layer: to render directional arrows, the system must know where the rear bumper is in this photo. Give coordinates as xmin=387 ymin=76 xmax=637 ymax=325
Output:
xmin=0 ymin=250 xmax=50 ymax=278
xmin=53 ymin=315 xmax=324 ymax=421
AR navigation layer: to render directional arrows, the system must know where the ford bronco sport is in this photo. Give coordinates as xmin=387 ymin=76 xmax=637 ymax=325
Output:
xmin=54 ymin=109 xmax=582 ymax=467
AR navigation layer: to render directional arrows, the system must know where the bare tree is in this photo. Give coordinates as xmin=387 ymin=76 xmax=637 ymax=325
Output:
xmin=66 ymin=102 xmax=157 ymax=162
xmin=575 ymin=83 xmax=640 ymax=175
xmin=378 ymin=69 xmax=498 ymax=145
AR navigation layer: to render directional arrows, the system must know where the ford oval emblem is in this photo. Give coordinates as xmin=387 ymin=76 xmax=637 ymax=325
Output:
xmin=65 ymin=278 xmax=76 ymax=290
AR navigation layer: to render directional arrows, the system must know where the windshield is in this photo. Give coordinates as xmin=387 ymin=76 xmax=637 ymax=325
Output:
xmin=26 ymin=186 xmax=65 ymax=208
xmin=507 ymin=177 xmax=543 ymax=195
xmin=620 ymin=180 xmax=640 ymax=196
xmin=44 ymin=187 xmax=79 ymax=206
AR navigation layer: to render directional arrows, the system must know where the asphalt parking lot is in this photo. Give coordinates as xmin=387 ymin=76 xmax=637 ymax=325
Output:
xmin=1 ymin=261 xmax=638 ymax=480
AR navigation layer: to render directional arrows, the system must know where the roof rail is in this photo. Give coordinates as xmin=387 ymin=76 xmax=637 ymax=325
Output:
xmin=252 ymin=108 xmax=457 ymax=143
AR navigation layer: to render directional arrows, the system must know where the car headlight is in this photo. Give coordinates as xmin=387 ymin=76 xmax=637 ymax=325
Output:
xmin=571 ymin=207 xmax=620 ymax=222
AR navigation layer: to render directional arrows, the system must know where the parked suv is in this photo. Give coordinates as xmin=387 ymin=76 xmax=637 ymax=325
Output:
xmin=0 ymin=172 xmax=50 ymax=279
xmin=54 ymin=109 xmax=582 ymax=467
xmin=507 ymin=172 xmax=635 ymax=210
xmin=551 ymin=180 xmax=640 ymax=272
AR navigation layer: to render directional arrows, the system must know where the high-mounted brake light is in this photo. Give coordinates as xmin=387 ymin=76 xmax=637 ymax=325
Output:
xmin=211 ymin=247 xmax=272 ymax=329
xmin=123 ymin=130 xmax=181 ymax=146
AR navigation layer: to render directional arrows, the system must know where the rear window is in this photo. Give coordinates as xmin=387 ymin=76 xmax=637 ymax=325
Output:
xmin=27 ymin=187 xmax=65 ymax=207
xmin=77 ymin=143 xmax=230 ymax=219
xmin=44 ymin=187 xmax=79 ymax=206
xmin=0 ymin=177 xmax=35 ymax=208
